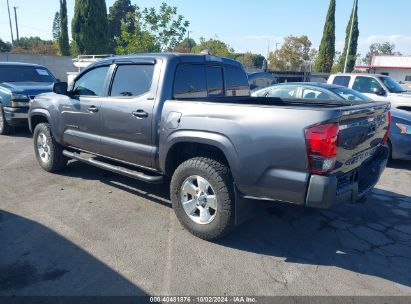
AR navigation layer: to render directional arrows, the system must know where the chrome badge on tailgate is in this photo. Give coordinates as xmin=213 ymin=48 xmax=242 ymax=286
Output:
xmin=345 ymin=146 xmax=379 ymax=166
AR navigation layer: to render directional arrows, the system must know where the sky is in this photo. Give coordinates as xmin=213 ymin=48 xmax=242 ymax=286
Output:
xmin=1 ymin=0 xmax=411 ymax=58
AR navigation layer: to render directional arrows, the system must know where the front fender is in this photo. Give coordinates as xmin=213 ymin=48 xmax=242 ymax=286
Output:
xmin=28 ymin=108 xmax=52 ymax=132
xmin=160 ymin=130 xmax=242 ymax=182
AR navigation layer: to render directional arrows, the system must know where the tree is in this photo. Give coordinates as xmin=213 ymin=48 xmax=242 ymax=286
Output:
xmin=337 ymin=0 xmax=359 ymax=73
xmin=173 ymin=37 xmax=196 ymax=53
xmin=52 ymin=12 xmax=61 ymax=41
xmin=114 ymin=3 xmax=190 ymax=54
xmin=108 ymin=0 xmax=136 ymax=52
xmin=313 ymin=0 xmax=335 ymax=72
xmin=141 ymin=3 xmax=190 ymax=51
xmin=59 ymin=0 xmax=70 ymax=56
xmin=267 ymin=35 xmax=314 ymax=71
xmin=363 ymin=42 xmax=401 ymax=65
xmin=192 ymin=37 xmax=235 ymax=58
xmin=11 ymin=37 xmax=57 ymax=55
xmin=115 ymin=18 xmax=160 ymax=55
xmin=235 ymin=53 xmax=266 ymax=70
xmin=72 ymin=0 xmax=109 ymax=54
xmin=0 ymin=39 xmax=12 ymax=52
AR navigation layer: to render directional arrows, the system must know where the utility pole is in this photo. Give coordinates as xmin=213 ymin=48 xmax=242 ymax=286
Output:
xmin=13 ymin=6 xmax=19 ymax=45
xmin=344 ymin=0 xmax=358 ymax=73
xmin=7 ymin=0 xmax=15 ymax=47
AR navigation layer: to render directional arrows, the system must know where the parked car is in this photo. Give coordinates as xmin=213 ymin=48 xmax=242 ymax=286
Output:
xmin=328 ymin=73 xmax=411 ymax=111
xmin=247 ymin=72 xmax=277 ymax=92
xmin=252 ymin=83 xmax=410 ymax=161
xmin=0 ymin=62 xmax=56 ymax=134
xmin=29 ymin=54 xmax=390 ymax=240
xmin=251 ymin=82 xmax=370 ymax=101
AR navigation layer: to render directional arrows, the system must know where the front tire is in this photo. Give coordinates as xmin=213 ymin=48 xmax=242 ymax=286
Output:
xmin=0 ymin=104 xmax=13 ymax=135
xmin=33 ymin=123 xmax=67 ymax=172
xmin=170 ymin=157 xmax=235 ymax=240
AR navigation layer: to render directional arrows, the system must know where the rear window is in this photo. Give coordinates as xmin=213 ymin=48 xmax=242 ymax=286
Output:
xmin=206 ymin=66 xmax=224 ymax=96
xmin=0 ymin=65 xmax=56 ymax=83
xmin=173 ymin=65 xmax=207 ymax=98
xmin=332 ymin=76 xmax=350 ymax=87
xmin=225 ymin=66 xmax=250 ymax=97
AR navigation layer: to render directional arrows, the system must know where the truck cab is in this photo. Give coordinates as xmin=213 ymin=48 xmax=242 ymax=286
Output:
xmin=328 ymin=73 xmax=411 ymax=111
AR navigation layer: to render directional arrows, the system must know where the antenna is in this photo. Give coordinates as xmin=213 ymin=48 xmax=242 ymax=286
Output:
xmin=344 ymin=0 xmax=358 ymax=73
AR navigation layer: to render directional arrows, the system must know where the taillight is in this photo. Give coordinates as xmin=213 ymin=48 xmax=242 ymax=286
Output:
xmin=382 ymin=111 xmax=391 ymax=145
xmin=305 ymin=123 xmax=339 ymax=174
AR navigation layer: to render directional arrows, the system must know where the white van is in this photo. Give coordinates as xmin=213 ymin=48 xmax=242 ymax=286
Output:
xmin=327 ymin=73 xmax=411 ymax=111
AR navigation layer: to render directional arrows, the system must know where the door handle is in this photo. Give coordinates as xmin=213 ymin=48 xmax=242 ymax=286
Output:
xmin=87 ymin=106 xmax=99 ymax=113
xmin=132 ymin=110 xmax=148 ymax=118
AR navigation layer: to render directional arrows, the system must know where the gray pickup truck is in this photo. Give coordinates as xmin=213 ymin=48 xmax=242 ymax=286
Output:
xmin=28 ymin=53 xmax=390 ymax=240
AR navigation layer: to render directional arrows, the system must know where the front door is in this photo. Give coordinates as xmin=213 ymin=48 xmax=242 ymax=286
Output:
xmin=100 ymin=63 xmax=156 ymax=167
xmin=352 ymin=76 xmax=387 ymax=101
xmin=61 ymin=65 xmax=110 ymax=154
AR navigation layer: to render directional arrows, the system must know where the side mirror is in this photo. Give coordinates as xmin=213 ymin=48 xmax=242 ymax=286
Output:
xmin=53 ymin=82 xmax=68 ymax=95
xmin=373 ymin=87 xmax=386 ymax=96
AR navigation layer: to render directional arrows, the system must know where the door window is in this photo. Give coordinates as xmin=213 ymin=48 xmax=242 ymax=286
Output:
xmin=352 ymin=76 xmax=383 ymax=94
xmin=173 ymin=65 xmax=207 ymax=98
xmin=73 ymin=66 xmax=110 ymax=96
xmin=110 ymin=65 xmax=154 ymax=97
xmin=332 ymin=76 xmax=350 ymax=87
xmin=302 ymin=88 xmax=332 ymax=100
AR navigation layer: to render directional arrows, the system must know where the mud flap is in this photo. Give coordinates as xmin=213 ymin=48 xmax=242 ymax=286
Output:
xmin=234 ymin=185 xmax=255 ymax=226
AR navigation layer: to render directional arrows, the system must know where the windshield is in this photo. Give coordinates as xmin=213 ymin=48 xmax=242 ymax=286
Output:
xmin=330 ymin=87 xmax=372 ymax=102
xmin=0 ymin=65 xmax=56 ymax=83
xmin=379 ymin=76 xmax=407 ymax=93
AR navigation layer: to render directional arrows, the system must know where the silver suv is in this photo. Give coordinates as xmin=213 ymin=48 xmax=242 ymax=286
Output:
xmin=328 ymin=73 xmax=411 ymax=111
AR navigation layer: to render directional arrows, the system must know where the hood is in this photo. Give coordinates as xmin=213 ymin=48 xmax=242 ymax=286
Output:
xmin=391 ymin=91 xmax=411 ymax=98
xmin=0 ymin=82 xmax=54 ymax=98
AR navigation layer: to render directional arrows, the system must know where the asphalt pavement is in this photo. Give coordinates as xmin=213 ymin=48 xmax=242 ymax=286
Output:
xmin=1 ymin=129 xmax=411 ymax=296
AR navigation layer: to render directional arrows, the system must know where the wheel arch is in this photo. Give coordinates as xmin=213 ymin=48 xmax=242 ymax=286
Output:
xmin=161 ymin=131 xmax=241 ymax=180
xmin=29 ymin=109 xmax=51 ymax=133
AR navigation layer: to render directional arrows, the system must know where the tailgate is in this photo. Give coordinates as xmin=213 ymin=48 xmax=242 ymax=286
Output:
xmin=335 ymin=102 xmax=390 ymax=174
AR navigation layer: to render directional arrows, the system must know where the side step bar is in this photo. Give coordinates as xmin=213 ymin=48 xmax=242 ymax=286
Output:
xmin=62 ymin=150 xmax=164 ymax=184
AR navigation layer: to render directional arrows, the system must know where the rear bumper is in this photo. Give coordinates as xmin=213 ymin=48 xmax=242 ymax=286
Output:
xmin=305 ymin=145 xmax=389 ymax=208
xmin=3 ymin=107 xmax=29 ymax=126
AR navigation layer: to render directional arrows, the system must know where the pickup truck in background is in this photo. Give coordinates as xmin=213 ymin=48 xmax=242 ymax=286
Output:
xmin=328 ymin=73 xmax=411 ymax=111
xmin=28 ymin=54 xmax=390 ymax=240
xmin=0 ymin=62 xmax=57 ymax=135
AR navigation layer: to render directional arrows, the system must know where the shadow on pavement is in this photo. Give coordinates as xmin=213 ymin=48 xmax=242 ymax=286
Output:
xmin=57 ymin=160 xmax=411 ymax=288
xmin=387 ymin=159 xmax=411 ymax=171
xmin=62 ymin=160 xmax=172 ymax=209
xmin=218 ymin=188 xmax=411 ymax=288
xmin=0 ymin=211 xmax=147 ymax=296
xmin=5 ymin=127 xmax=32 ymax=139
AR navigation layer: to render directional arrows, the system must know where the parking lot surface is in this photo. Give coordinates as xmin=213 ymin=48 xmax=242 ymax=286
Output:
xmin=1 ymin=129 xmax=411 ymax=296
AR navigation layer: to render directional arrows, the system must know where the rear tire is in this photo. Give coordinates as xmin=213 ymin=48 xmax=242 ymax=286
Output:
xmin=170 ymin=157 xmax=235 ymax=240
xmin=0 ymin=104 xmax=13 ymax=135
xmin=33 ymin=123 xmax=67 ymax=172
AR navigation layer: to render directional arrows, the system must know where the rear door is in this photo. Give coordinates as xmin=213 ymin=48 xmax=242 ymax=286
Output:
xmin=100 ymin=62 xmax=157 ymax=167
xmin=61 ymin=65 xmax=110 ymax=153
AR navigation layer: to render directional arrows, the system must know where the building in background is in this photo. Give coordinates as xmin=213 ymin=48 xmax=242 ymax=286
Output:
xmin=355 ymin=55 xmax=411 ymax=89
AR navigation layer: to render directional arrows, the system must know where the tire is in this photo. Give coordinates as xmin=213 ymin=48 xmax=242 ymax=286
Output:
xmin=0 ymin=104 xmax=13 ymax=135
xmin=170 ymin=157 xmax=235 ymax=240
xmin=33 ymin=123 xmax=67 ymax=172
